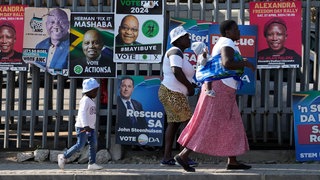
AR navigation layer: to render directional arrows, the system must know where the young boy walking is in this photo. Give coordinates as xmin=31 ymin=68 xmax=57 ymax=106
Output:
xmin=58 ymin=78 xmax=103 ymax=170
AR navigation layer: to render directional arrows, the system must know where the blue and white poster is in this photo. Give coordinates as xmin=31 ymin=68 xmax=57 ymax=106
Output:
xmin=116 ymin=76 xmax=165 ymax=146
xmin=293 ymin=91 xmax=320 ymax=161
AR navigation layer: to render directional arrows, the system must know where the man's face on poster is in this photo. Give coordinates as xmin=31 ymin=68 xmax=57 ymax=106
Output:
xmin=265 ymin=23 xmax=287 ymax=53
xmin=46 ymin=9 xmax=69 ymax=42
xmin=119 ymin=16 xmax=139 ymax=45
xmin=0 ymin=26 xmax=16 ymax=54
xmin=82 ymin=30 xmax=103 ymax=61
xmin=120 ymin=78 xmax=134 ymax=100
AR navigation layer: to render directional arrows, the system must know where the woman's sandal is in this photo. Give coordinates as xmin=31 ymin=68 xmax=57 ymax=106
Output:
xmin=226 ymin=163 xmax=251 ymax=170
xmin=174 ymin=155 xmax=195 ymax=172
xmin=160 ymin=159 xmax=176 ymax=166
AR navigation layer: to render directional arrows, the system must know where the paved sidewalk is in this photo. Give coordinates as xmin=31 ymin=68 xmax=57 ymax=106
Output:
xmin=0 ymin=162 xmax=319 ymax=180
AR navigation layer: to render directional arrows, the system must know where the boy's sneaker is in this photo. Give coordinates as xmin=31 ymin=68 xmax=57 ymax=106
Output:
xmin=57 ymin=154 xmax=66 ymax=170
xmin=88 ymin=163 xmax=103 ymax=170
xmin=160 ymin=159 xmax=176 ymax=166
xmin=206 ymin=89 xmax=216 ymax=97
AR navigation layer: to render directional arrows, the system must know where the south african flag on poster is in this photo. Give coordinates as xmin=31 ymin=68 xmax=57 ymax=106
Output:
xmin=69 ymin=13 xmax=117 ymax=78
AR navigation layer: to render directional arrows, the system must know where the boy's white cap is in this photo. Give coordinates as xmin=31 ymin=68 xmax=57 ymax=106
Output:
xmin=82 ymin=78 xmax=100 ymax=93
xmin=169 ymin=26 xmax=188 ymax=44
xmin=191 ymin=42 xmax=207 ymax=55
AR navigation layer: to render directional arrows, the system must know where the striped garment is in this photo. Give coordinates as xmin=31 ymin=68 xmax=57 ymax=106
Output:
xmin=177 ymin=80 xmax=249 ymax=157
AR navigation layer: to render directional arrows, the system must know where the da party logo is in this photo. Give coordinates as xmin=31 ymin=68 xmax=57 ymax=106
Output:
xmin=138 ymin=134 xmax=148 ymax=145
xmin=138 ymin=134 xmax=160 ymax=145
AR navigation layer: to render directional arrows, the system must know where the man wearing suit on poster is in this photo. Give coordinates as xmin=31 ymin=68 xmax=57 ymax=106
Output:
xmin=36 ymin=8 xmax=70 ymax=70
xmin=117 ymin=76 xmax=147 ymax=129
xmin=74 ymin=29 xmax=115 ymax=70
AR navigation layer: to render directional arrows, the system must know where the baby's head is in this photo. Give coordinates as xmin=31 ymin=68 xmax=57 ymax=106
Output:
xmin=191 ymin=42 xmax=207 ymax=55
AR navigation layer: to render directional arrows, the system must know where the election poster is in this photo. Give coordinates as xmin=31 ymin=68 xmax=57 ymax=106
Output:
xmin=114 ymin=0 xmax=164 ymax=63
xmin=22 ymin=7 xmax=70 ymax=76
xmin=116 ymin=76 xmax=165 ymax=146
xmin=250 ymin=1 xmax=302 ymax=69
xmin=292 ymin=91 xmax=320 ymax=161
xmin=0 ymin=5 xmax=28 ymax=71
xmin=166 ymin=17 xmax=197 ymax=51
xmin=69 ymin=13 xmax=116 ymax=78
xmin=166 ymin=17 xmax=257 ymax=95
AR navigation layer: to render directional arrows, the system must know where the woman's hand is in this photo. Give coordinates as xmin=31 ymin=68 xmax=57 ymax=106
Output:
xmin=84 ymin=126 xmax=92 ymax=132
xmin=221 ymin=47 xmax=256 ymax=72
xmin=187 ymin=87 xmax=195 ymax=96
xmin=243 ymin=58 xmax=255 ymax=72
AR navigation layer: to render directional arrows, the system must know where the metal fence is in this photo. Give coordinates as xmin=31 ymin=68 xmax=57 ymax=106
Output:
xmin=0 ymin=0 xmax=318 ymax=151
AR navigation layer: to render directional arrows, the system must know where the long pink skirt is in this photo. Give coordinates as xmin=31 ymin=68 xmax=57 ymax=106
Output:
xmin=177 ymin=80 xmax=249 ymax=157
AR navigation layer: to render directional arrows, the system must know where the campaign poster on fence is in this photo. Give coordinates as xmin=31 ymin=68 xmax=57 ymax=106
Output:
xmin=249 ymin=1 xmax=302 ymax=69
xmin=167 ymin=17 xmax=208 ymax=86
xmin=168 ymin=18 xmax=212 ymax=67
xmin=292 ymin=91 xmax=320 ymax=161
xmin=208 ymin=24 xmax=257 ymax=95
xmin=166 ymin=17 xmax=198 ymax=52
xmin=114 ymin=0 xmax=164 ymax=63
xmin=115 ymin=76 xmax=165 ymax=146
xmin=68 ymin=13 xmax=116 ymax=78
xmin=22 ymin=7 xmax=70 ymax=76
xmin=0 ymin=5 xmax=28 ymax=71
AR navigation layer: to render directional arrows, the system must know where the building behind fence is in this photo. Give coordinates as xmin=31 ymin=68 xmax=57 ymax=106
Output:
xmin=0 ymin=0 xmax=319 ymax=151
